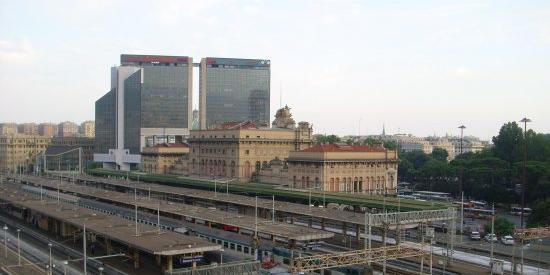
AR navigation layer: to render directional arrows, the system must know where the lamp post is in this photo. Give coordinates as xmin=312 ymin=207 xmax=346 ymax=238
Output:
xmin=536 ymin=239 xmax=542 ymax=275
xmin=458 ymin=125 xmax=466 ymax=193
xmin=213 ymin=176 xmax=217 ymax=197
xmin=48 ymin=243 xmax=53 ymax=275
xmin=519 ymin=117 xmax=531 ymax=229
xmin=98 ymin=266 xmax=104 ymax=275
xmin=490 ymin=203 xmax=495 ymax=273
xmin=62 ymin=260 xmax=68 ymax=275
xmin=3 ymin=225 xmax=8 ymax=262
xmin=16 ymin=229 xmax=20 ymax=266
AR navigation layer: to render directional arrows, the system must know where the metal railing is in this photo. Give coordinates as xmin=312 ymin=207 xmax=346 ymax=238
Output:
xmin=167 ymin=260 xmax=260 ymax=275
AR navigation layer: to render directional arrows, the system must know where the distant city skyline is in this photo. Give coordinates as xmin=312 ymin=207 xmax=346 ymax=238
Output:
xmin=1 ymin=1 xmax=549 ymax=139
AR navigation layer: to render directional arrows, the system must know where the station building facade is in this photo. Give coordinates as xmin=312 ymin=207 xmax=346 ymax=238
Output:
xmin=284 ymin=144 xmax=398 ymax=195
xmin=188 ymin=106 xmax=313 ymax=182
xmin=140 ymin=143 xmax=190 ymax=175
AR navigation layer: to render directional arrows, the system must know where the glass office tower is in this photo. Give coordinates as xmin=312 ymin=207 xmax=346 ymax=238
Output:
xmin=121 ymin=54 xmax=193 ymax=154
xmin=94 ymin=89 xmax=116 ymax=154
xmin=94 ymin=55 xmax=193 ymax=169
xmin=199 ymin=57 xmax=270 ymax=129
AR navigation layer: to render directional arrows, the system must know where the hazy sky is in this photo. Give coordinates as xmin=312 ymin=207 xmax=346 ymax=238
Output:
xmin=1 ymin=1 xmax=549 ymax=139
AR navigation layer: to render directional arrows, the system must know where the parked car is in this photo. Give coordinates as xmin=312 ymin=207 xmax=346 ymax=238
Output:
xmin=484 ymin=233 xmax=498 ymax=242
xmin=470 ymin=231 xmax=481 ymax=240
xmin=501 ymin=235 xmax=514 ymax=245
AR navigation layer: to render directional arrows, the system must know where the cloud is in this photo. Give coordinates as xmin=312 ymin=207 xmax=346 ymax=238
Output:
xmin=0 ymin=39 xmax=39 ymax=66
xmin=541 ymin=27 xmax=550 ymax=44
xmin=453 ymin=67 xmax=476 ymax=78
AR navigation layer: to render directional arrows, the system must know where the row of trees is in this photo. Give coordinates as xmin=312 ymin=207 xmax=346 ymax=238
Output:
xmin=313 ymin=122 xmax=550 ymax=226
xmin=398 ymin=122 xmax=550 ymax=227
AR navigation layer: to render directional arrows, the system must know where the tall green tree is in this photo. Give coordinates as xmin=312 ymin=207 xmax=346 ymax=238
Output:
xmin=492 ymin=122 xmax=524 ymax=163
xmin=315 ymin=134 xmax=341 ymax=144
xmin=432 ymin=148 xmax=449 ymax=162
xmin=484 ymin=217 xmax=515 ymax=236
xmin=528 ymin=199 xmax=550 ymax=227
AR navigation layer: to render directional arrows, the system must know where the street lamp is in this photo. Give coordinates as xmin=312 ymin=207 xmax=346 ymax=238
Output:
xmin=3 ymin=225 xmax=8 ymax=261
xmin=16 ymin=229 xmax=21 ymax=266
xmin=519 ymin=117 xmax=531 ymax=229
xmin=62 ymin=260 xmax=68 ymax=275
xmin=48 ymin=243 xmax=53 ymax=275
xmin=536 ymin=239 xmax=542 ymax=275
xmin=98 ymin=266 xmax=104 ymax=275
xmin=458 ymin=125 xmax=466 ymax=242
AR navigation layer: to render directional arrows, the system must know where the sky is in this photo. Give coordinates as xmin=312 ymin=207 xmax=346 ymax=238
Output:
xmin=1 ymin=0 xmax=549 ymax=140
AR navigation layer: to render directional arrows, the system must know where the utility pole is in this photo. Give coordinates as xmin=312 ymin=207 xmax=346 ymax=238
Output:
xmin=157 ymin=201 xmax=161 ymax=234
xmin=134 ymin=187 xmax=138 ymax=236
xmin=308 ymin=188 xmax=312 ymax=212
xmin=16 ymin=229 xmax=21 ymax=266
xmin=458 ymin=125 xmax=466 ymax=195
xmin=519 ymin=117 xmax=531 ymax=229
xmin=490 ymin=203 xmax=495 ymax=274
xmin=323 ymin=189 xmax=326 ymax=208
xmin=254 ymin=196 xmax=258 ymax=261
xmin=3 ymin=225 xmax=8 ymax=263
xmin=48 ymin=243 xmax=53 ymax=275
xmin=83 ymin=223 xmax=87 ymax=275
xmin=460 ymin=192 xmax=464 ymax=244
xmin=272 ymin=195 xmax=275 ymax=223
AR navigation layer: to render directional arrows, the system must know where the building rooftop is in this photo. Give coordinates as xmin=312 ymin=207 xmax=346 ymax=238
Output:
xmin=120 ymin=54 xmax=190 ymax=65
xmin=44 ymin=145 xmax=80 ymax=156
xmin=151 ymin=143 xmax=189 ymax=148
xmin=21 ymin=175 xmax=334 ymax=241
xmin=0 ymin=186 xmax=220 ymax=255
xmin=213 ymin=121 xmax=258 ymax=130
xmin=300 ymin=144 xmax=386 ymax=153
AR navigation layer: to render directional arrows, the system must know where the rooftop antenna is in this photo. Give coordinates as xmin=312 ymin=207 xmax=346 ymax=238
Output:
xmin=279 ymin=81 xmax=283 ymax=109
xmin=359 ymin=118 xmax=362 ymax=137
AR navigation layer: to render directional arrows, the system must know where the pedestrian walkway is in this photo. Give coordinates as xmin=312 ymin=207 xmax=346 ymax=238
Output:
xmin=0 ymin=244 xmax=44 ymax=275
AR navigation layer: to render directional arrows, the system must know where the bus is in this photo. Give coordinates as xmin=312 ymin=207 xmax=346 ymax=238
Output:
xmin=511 ymin=207 xmax=532 ymax=216
xmin=464 ymin=208 xmax=493 ymax=220
xmin=412 ymin=191 xmax=451 ymax=202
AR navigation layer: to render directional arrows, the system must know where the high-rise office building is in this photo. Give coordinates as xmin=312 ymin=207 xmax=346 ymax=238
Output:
xmin=94 ymin=54 xmax=193 ymax=170
xmin=199 ymin=57 xmax=270 ymax=129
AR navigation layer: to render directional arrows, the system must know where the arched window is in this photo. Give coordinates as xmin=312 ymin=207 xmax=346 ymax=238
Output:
xmin=244 ymin=161 xmax=251 ymax=178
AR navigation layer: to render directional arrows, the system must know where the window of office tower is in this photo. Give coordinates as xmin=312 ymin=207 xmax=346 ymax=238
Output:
xmin=204 ymin=58 xmax=270 ymax=128
xmin=140 ymin=65 xmax=190 ymax=128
